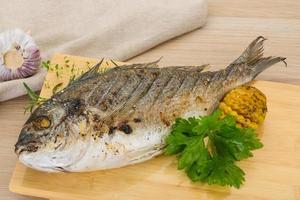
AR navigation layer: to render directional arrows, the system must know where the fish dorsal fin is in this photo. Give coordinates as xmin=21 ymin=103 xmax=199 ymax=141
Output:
xmin=166 ymin=64 xmax=210 ymax=72
xmin=120 ymin=58 xmax=162 ymax=69
xmin=141 ymin=57 xmax=162 ymax=68
xmin=70 ymin=58 xmax=104 ymax=85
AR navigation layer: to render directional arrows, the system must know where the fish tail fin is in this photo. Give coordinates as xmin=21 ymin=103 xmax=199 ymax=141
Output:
xmin=230 ymin=36 xmax=286 ymax=78
xmin=252 ymin=56 xmax=287 ymax=78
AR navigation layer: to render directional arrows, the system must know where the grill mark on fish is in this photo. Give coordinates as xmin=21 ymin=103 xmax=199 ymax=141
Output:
xmin=87 ymin=74 xmax=119 ymax=106
xmin=136 ymin=70 xmax=170 ymax=106
xmin=154 ymin=70 xmax=187 ymax=105
xmin=99 ymin=71 xmax=142 ymax=115
xmin=116 ymin=71 xmax=160 ymax=122
xmin=86 ymin=76 xmax=114 ymax=104
xmin=167 ymin=74 xmax=187 ymax=101
xmin=95 ymin=71 xmax=130 ymax=110
xmin=173 ymin=71 xmax=198 ymax=98
xmin=101 ymin=79 xmax=144 ymax=119
xmin=164 ymin=72 xmax=200 ymax=118
xmin=145 ymin=71 xmax=173 ymax=111
xmin=205 ymin=70 xmax=226 ymax=97
xmin=159 ymin=78 xmax=195 ymax=122
xmin=137 ymin=70 xmax=188 ymax=126
xmin=103 ymin=69 xmax=160 ymax=122
xmin=192 ymin=71 xmax=214 ymax=95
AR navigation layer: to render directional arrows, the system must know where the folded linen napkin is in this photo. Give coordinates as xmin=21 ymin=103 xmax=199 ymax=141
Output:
xmin=0 ymin=0 xmax=207 ymax=102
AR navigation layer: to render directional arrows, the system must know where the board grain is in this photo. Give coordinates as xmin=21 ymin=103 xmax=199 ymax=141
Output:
xmin=9 ymin=54 xmax=300 ymax=200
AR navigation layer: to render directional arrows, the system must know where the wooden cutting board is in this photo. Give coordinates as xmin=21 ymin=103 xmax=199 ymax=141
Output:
xmin=9 ymin=54 xmax=300 ymax=200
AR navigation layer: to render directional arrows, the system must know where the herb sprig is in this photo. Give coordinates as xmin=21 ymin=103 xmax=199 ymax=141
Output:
xmin=165 ymin=109 xmax=263 ymax=188
xmin=23 ymin=83 xmax=46 ymax=113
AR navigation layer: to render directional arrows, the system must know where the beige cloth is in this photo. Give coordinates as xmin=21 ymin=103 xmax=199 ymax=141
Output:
xmin=0 ymin=0 xmax=207 ymax=102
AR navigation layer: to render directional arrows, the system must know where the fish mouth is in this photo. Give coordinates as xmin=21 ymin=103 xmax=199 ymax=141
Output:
xmin=15 ymin=129 xmax=41 ymax=156
xmin=15 ymin=141 xmax=40 ymax=155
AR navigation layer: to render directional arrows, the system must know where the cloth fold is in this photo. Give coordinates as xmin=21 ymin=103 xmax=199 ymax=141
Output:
xmin=0 ymin=0 xmax=207 ymax=102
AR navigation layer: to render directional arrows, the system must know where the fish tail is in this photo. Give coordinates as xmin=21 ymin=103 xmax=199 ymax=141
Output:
xmin=252 ymin=56 xmax=287 ymax=78
xmin=230 ymin=36 xmax=286 ymax=78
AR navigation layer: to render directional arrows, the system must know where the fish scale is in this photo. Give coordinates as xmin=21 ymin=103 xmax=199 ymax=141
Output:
xmin=14 ymin=37 xmax=286 ymax=172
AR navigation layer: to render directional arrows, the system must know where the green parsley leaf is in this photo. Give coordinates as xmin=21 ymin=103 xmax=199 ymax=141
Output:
xmin=178 ymin=137 xmax=204 ymax=170
xmin=165 ymin=109 xmax=263 ymax=188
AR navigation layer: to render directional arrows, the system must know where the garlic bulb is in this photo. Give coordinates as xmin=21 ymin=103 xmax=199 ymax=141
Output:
xmin=0 ymin=29 xmax=41 ymax=81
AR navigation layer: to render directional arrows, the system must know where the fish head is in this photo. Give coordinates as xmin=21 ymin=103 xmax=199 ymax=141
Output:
xmin=15 ymin=98 xmax=88 ymax=172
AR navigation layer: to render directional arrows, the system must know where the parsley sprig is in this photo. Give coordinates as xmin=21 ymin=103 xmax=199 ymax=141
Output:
xmin=165 ymin=109 xmax=263 ymax=188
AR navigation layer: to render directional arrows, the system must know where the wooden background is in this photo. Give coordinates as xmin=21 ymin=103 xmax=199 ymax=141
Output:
xmin=1 ymin=0 xmax=300 ymax=199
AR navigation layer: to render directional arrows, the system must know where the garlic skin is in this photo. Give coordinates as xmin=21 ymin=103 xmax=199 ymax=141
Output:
xmin=0 ymin=29 xmax=41 ymax=81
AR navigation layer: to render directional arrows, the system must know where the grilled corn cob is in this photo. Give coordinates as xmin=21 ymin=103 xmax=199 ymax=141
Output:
xmin=219 ymin=85 xmax=267 ymax=129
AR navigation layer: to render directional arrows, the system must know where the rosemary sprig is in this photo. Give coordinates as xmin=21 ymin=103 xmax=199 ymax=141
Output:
xmin=23 ymin=83 xmax=47 ymax=113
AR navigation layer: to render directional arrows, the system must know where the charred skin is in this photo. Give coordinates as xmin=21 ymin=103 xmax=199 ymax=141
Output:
xmin=53 ymin=65 xmax=247 ymax=131
xmin=15 ymin=37 xmax=286 ymax=172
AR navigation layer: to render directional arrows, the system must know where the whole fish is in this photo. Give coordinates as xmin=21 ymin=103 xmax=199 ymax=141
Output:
xmin=15 ymin=37 xmax=285 ymax=172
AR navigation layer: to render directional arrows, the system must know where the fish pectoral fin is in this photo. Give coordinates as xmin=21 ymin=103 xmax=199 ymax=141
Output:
xmin=127 ymin=145 xmax=164 ymax=164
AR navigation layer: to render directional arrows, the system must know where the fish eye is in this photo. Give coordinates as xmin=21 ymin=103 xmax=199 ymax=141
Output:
xmin=32 ymin=116 xmax=51 ymax=130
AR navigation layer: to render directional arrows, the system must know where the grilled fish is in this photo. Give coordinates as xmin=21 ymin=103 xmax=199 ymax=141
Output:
xmin=15 ymin=37 xmax=285 ymax=172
